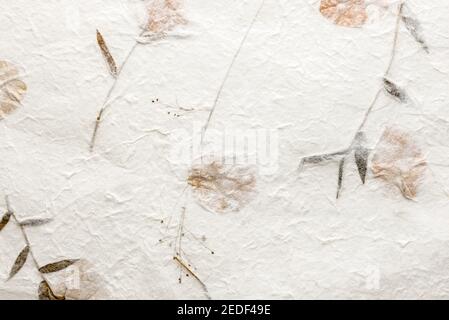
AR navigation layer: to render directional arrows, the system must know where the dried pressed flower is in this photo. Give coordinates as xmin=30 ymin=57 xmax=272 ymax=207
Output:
xmin=144 ymin=0 xmax=187 ymax=40
xmin=51 ymin=260 xmax=106 ymax=300
xmin=0 ymin=60 xmax=27 ymax=119
xmin=319 ymin=0 xmax=405 ymax=28
xmin=371 ymin=128 xmax=426 ymax=199
xmin=188 ymin=160 xmax=256 ymax=213
xmin=319 ymin=0 xmax=368 ymax=27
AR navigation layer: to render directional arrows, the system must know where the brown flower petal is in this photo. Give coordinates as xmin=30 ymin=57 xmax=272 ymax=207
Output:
xmin=0 ymin=60 xmax=27 ymax=119
xmin=320 ymin=0 xmax=368 ymax=28
xmin=145 ymin=0 xmax=187 ymax=38
xmin=188 ymin=160 xmax=256 ymax=213
xmin=371 ymin=128 xmax=426 ymax=200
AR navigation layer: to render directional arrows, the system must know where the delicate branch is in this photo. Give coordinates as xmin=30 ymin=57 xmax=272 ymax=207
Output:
xmin=4 ymin=196 xmax=57 ymax=294
xmin=175 ymin=207 xmax=186 ymax=257
xmin=173 ymin=255 xmax=210 ymax=299
xmin=349 ymin=3 xmax=404 ymax=142
xmin=385 ymin=3 xmax=404 ymax=76
xmin=300 ymin=3 xmax=404 ymax=161
xmin=3 ymin=196 xmax=76 ymax=300
xmin=89 ymin=33 xmax=143 ymax=152
xmin=201 ymin=0 xmax=266 ymax=144
xmin=299 ymin=3 xmax=405 ymax=197
xmin=160 ymin=205 xmax=213 ymax=299
xmin=90 ymin=1 xmax=189 ymax=150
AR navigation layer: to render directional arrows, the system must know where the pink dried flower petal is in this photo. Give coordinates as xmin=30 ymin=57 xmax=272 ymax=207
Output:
xmin=320 ymin=0 xmax=368 ymax=28
xmin=146 ymin=0 xmax=187 ymax=36
xmin=371 ymin=128 xmax=426 ymax=200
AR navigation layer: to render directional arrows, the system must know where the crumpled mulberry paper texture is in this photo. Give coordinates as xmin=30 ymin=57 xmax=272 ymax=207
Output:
xmin=1 ymin=0 xmax=449 ymax=299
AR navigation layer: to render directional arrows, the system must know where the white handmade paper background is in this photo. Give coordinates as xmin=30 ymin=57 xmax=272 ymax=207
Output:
xmin=1 ymin=0 xmax=449 ymax=299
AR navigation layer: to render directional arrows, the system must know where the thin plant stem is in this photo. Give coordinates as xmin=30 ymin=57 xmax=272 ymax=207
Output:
xmin=201 ymin=0 xmax=266 ymax=144
xmin=89 ymin=31 xmax=144 ymax=152
xmin=301 ymin=3 xmax=404 ymax=164
xmin=350 ymin=3 xmax=404 ymax=145
xmin=352 ymin=88 xmax=383 ymax=142
xmin=173 ymin=255 xmax=210 ymax=299
xmin=385 ymin=3 xmax=404 ymax=77
xmin=175 ymin=207 xmax=186 ymax=257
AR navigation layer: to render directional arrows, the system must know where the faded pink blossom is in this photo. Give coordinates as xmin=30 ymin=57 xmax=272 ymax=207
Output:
xmin=145 ymin=0 xmax=187 ymax=38
xmin=371 ymin=128 xmax=426 ymax=200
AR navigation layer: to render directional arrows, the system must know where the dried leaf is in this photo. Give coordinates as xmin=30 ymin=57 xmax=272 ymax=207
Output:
xmin=371 ymin=127 xmax=426 ymax=199
xmin=0 ymin=60 xmax=27 ymax=119
xmin=320 ymin=0 xmax=367 ymax=28
xmin=355 ymin=147 xmax=369 ymax=184
xmin=0 ymin=211 xmax=12 ymax=232
xmin=336 ymin=157 xmax=345 ymax=199
xmin=188 ymin=160 xmax=256 ymax=213
xmin=20 ymin=218 xmax=52 ymax=227
xmin=8 ymin=246 xmax=30 ymax=280
xmin=383 ymin=78 xmax=407 ymax=102
xmin=38 ymin=280 xmax=65 ymax=300
xmin=303 ymin=154 xmax=336 ymax=164
xmin=301 ymin=150 xmax=349 ymax=166
xmin=96 ymin=30 xmax=118 ymax=77
xmin=39 ymin=259 xmax=79 ymax=274
xmin=401 ymin=3 xmax=429 ymax=53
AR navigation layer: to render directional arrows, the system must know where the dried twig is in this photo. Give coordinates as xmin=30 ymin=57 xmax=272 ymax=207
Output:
xmin=173 ymin=255 xmax=210 ymax=299
xmin=4 ymin=196 xmax=61 ymax=298
xmin=159 ymin=205 xmax=214 ymax=299
xmin=299 ymin=3 xmax=406 ymax=198
xmin=89 ymin=36 xmax=142 ymax=152
xmin=385 ymin=3 xmax=404 ymax=76
xmin=3 ymin=196 xmax=79 ymax=300
xmin=90 ymin=1 xmax=188 ymax=151
xmin=201 ymin=0 xmax=266 ymax=144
